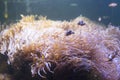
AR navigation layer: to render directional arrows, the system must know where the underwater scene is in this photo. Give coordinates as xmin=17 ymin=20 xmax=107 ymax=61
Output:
xmin=0 ymin=0 xmax=120 ymax=80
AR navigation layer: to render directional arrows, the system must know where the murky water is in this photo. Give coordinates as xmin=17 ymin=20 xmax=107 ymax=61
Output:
xmin=0 ymin=0 xmax=120 ymax=25
xmin=0 ymin=0 xmax=120 ymax=80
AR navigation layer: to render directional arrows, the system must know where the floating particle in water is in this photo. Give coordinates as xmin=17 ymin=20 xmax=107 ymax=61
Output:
xmin=102 ymin=16 xmax=109 ymax=19
xmin=70 ymin=3 xmax=78 ymax=7
xmin=108 ymin=2 xmax=118 ymax=7
xmin=98 ymin=17 xmax=102 ymax=22
xmin=98 ymin=16 xmax=110 ymax=22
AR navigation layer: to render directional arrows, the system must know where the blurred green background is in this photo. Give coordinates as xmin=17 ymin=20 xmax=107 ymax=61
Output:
xmin=0 ymin=0 xmax=120 ymax=25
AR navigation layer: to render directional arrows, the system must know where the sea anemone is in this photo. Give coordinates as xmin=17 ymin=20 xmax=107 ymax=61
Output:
xmin=0 ymin=15 xmax=120 ymax=80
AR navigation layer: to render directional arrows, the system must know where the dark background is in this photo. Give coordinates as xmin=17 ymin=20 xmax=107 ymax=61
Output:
xmin=0 ymin=0 xmax=120 ymax=26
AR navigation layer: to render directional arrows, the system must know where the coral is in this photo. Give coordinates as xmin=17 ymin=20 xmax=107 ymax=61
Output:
xmin=0 ymin=15 xmax=120 ymax=80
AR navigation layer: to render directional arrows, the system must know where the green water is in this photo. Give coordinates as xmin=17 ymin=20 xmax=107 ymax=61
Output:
xmin=0 ymin=0 xmax=120 ymax=25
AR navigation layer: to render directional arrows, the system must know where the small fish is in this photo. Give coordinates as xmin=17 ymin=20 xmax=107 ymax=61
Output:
xmin=108 ymin=2 xmax=118 ymax=7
